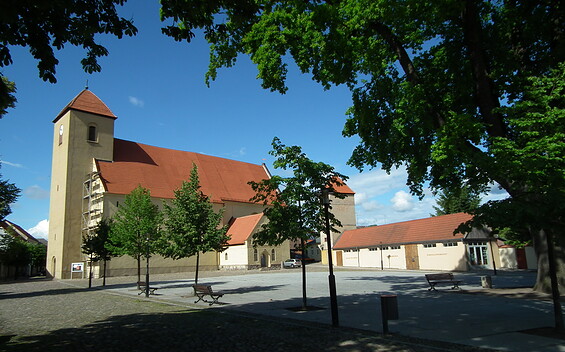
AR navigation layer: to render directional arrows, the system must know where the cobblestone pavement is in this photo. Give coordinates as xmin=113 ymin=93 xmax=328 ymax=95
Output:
xmin=0 ymin=274 xmax=492 ymax=352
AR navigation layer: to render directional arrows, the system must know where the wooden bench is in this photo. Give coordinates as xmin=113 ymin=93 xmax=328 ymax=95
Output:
xmin=192 ymin=284 xmax=224 ymax=306
xmin=425 ymin=273 xmax=462 ymax=291
xmin=137 ymin=281 xmax=158 ymax=295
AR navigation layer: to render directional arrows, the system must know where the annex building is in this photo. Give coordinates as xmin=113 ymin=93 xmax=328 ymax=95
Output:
xmin=333 ymin=212 xmax=537 ymax=271
xmin=47 ymin=89 xmax=356 ymax=279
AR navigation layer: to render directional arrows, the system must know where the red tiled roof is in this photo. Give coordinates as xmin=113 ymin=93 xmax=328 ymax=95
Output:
xmin=0 ymin=220 xmax=43 ymax=244
xmin=96 ymin=139 xmax=271 ymax=203
xmin=226 ymin=213 xmax=263 ymax=245
xmin=330 ymin=177 xmax=355 ymax=195
xmin=54 ymin=89 xmax=116 ymax=122
xmin=334 ymin=213 xmax=472 ymax=249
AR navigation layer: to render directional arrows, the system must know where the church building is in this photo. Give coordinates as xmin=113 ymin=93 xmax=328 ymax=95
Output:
xmin=47 ymin=89 xmax=356 ymax=279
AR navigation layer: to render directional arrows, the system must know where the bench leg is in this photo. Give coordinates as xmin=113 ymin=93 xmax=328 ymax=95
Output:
xmin=194 ymin=294 xmax=205 ymax=304
xmin=428 ymin=284 xmax=437 ymax=291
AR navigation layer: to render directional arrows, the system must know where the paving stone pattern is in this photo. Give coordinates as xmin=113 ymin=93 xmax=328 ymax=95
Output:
xmin=0 ymin=275 xmax=491 ymax=352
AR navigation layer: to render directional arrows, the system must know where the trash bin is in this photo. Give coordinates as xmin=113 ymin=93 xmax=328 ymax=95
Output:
xmin=380 ymin=295 xmax=399 ymax=320
xmin=481 ymin=275 xmax=492 ymax=288
xmin=380 ymin=294 xmax=398 ymax=334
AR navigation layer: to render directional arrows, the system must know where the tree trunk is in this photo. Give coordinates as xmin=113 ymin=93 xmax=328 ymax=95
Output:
xmin=88 ymin=256 xmax=93 ymax=289
xmin=532 ymin=229 xmax=565 ymax=293
xmin=137 ymin=257 xmax=141 ymax=289
xmin=532 ymin=228 xmax=564 ymax=331
xmin=102 ymin=259 xmax=107 ymax=287
xmin=195 ymin=251 xmax=200 ymax=285
xmin=301 ymin=238 xmax=307 ymax=309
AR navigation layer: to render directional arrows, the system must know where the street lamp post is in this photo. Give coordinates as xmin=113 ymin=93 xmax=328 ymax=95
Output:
xmin=322 ymin=189 xmax=339 ymax=327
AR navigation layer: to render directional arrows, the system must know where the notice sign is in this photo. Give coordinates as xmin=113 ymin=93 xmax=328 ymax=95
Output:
xmin=71 ymin=262 xmax=84 ymax=272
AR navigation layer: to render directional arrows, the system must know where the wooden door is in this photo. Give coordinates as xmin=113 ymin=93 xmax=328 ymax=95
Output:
xmin=405 ymin=244 xmax=420 ymax=270
xmin=516 ymin=248 xmax=528 ymax=269
xmin=336 ymin=251 xmax=343 ymax=266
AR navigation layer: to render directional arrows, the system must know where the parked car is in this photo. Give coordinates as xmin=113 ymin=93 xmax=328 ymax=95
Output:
xmin=283 ymin=259 xmax=301 ymax=268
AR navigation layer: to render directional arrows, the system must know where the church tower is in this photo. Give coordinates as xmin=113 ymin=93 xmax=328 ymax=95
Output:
xmin=47 ymin=90 xmax=116 ymax=279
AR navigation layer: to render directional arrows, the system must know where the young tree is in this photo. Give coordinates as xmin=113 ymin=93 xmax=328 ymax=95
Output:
xmin=432 ymin=185 xmax=481 ymax=216
xmin=81 ymin=218 xmax=114 ymax=288
xmin=249 ymin=137 xmax=346 ymax=309
xmin=109 ymin=186 xmax=162 ymax=289
xmin=0 ymin=0 xmax=138 ymax=114
xmin=162 ymin=164 xmax=229 ymax=286
xmin=159 ymin=1 xmax=565 ymax=328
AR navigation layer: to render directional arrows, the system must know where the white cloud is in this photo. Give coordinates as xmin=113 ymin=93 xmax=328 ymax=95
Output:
xmin=128 ymin=96 xmax=145 ymax=107
xmin=347 ymin=167 xmax=408 ymax=198
xmin=27 ymin=219 xmax=49 ymax=240
xmin=239 ymin=147 xmax=247 ymax=156
xmin=0 ymin=160 xmax=23 ymax=168
xmin=24 ymin=185 xmax=50 ymax=199
xmin=391 ymin=190 xmax=414 ymax=212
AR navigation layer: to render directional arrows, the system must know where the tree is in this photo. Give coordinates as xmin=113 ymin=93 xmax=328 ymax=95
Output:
xmin=109 ymin=186 xmax=162 ymax=288
xmin=0 ymin=0 xmax=138 ymax=115
xmin=249 ymin=137 xmax=346 ymax=309
xmin=159 ymin=0 xmax=565 ymax=329
xmin=27 ymin=242 xmax=46 ymax=276
xmin=81 ymin=218 xmax=115 ymax=288
xmin=0 ymin=232 xmax=30 ymax=280
xmin=0 ymin=76 xmax=16 ymax=118
xmin=162 ymin=164 xmax=229 ymax=286
xmin=432 ymin=185 xmax=481 ymax=216
xmin=0 ymin=167 xmax=20 ymax=221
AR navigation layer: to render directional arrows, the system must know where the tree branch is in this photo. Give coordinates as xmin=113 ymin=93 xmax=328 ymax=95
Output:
xmin=461 ymin=1 xmax=506 ymax=138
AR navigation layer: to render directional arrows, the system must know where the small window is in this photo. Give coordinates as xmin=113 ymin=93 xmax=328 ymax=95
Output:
xmin=423 ymin=243 xmax=437 ymax=248
xmin=253 ymin=248 xmax=258 ymax=261
xmin=271 ymin=249 xmax=276 ymax=261
xmin=88 ymin=125 xmax=97 ymax=142
xmin=225 ymin=253 xmax=228 ymax=261
xmin=443 ymin=242 xmax=458 ymax=247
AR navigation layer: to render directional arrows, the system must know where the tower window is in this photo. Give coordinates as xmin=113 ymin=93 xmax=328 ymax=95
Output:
xmin=87 ymin=125 xmax=97 ymax=142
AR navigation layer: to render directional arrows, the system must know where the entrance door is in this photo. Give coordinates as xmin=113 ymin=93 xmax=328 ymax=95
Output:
xmin=260 ymin=251 xmax=270 ymax=268
xmin=468 ymin=242 xmax=489 ymax=268
xmin=405 ymin=245 xmax=420 ymax=270
xmin=516 ymin=248 xmax=527 ymax=269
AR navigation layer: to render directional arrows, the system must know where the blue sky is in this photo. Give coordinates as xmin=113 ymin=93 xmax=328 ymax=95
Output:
xmin=0 ymin=3 xmax=506 ymax=239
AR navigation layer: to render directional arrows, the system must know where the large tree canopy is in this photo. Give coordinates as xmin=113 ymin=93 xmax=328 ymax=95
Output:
xmin=160 ymin=0 xmax=565 ymax=281
xmin=0 ymin=0 xmax=138 ymax=117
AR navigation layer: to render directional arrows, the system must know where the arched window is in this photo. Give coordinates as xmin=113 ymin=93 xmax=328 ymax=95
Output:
xmin=253 ymin=248 xmax=258 ymax=262
xmin=87 ymin=125 xmax=97 ymax=142
xmin=225 ymin=252 xmax=228 ymax=261
xmin=271 ymin=249 xmax=276 ymax=261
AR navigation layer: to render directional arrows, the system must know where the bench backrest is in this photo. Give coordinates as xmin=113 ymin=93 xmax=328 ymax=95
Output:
xmin=425 ymin=273 xmax=454 ymax=281
xmin=193 ymin=284 xmax=213 ymax=293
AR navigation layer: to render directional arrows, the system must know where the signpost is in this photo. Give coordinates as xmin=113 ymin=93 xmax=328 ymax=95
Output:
xmin=71 ymin=262 xmax=84 ymax=279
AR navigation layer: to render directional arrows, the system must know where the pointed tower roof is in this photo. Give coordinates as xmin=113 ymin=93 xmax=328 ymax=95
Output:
xmin=53 ymin=89 xmax=116 ymax=122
